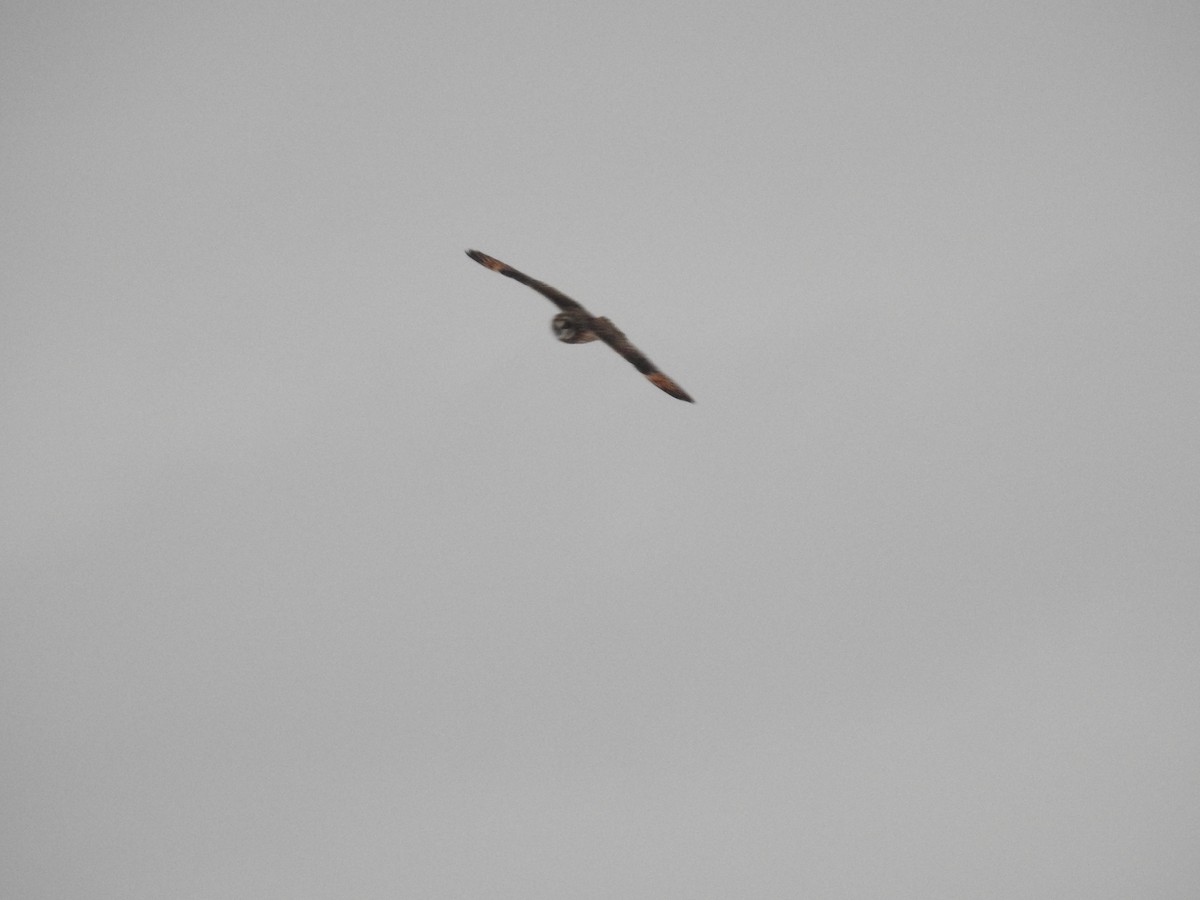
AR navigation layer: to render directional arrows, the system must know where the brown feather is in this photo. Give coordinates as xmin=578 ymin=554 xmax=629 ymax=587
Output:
xmin=466 ymin=250 xmax=694 ymax=402
xmin=466 ymin=250 xmax=585 ymax=313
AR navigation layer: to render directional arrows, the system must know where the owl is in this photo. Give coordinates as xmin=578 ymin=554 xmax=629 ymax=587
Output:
xmin=466 ymin=250 xmax=694 ymax=403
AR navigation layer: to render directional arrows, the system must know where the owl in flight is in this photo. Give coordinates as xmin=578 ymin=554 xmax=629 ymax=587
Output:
xmin=466 ymin=250 xmax=694 ymax=402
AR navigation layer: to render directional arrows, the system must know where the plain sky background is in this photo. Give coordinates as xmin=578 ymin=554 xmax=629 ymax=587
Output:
xmin=4 ymin=2 xmax=1199 ymax=897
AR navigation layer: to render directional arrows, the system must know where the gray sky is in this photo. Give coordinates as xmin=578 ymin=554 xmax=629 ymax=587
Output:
xmin=4 ymin=1 xmax=1199 ymax=897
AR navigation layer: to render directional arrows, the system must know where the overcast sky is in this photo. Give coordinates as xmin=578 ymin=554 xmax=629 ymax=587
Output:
xmin=4 ymin=2 xmax=1199 ymax=897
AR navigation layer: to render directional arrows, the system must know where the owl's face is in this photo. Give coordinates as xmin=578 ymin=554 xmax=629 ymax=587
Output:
xmin=552 ymin=312 xmax=598 ymax=344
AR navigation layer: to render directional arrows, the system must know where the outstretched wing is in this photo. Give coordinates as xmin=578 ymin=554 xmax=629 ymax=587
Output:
xmin=591 ymin=316 xmax=695 ymax=403
xmin=466 ymin=250 xmax=587 ymax=314
xmin=466 ymin=249 xmax=695 ymax=403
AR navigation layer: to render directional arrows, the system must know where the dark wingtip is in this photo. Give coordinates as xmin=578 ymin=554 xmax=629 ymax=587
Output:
xmin=466 ymin=249 xmax=505 ymax=271
xmin=647 ymin=372 xmax=695 ymax=403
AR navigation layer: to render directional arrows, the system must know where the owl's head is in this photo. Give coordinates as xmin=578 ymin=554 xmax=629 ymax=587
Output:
xmin=552 ymin=312 xmax=598 ymax=344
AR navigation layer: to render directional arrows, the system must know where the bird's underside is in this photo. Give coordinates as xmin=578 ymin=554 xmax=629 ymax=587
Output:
xmin=466 ymin=249 xmax=694 ymax=403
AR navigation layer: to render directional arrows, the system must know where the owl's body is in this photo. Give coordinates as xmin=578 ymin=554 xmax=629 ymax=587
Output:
xmin=466 ymin=249 xmax=694 ymax=403
xmin=551 ymin=311 xmax=597 ymax=344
